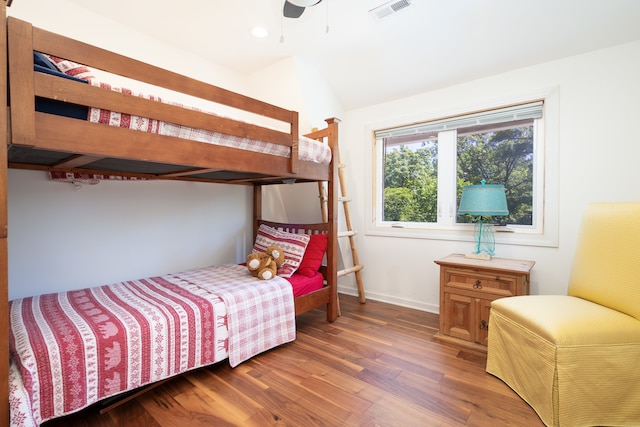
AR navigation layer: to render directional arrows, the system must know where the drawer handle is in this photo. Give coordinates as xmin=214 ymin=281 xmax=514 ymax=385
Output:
xmin=480 ymin=320 xmax=489 ymax=330
xmin=473 ymin=279 xmax=482 ymax=289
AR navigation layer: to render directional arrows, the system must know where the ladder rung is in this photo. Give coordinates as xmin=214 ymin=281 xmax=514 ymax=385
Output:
xmin=338 ymin=230 xmax=357 ymax=238
xmin=338 ymin=163 xmax=346 ymax=169
xmin=338 ymin=196 xmax=352 ymax=202
xmin=338 ymin=265 xmax=364 ymax=277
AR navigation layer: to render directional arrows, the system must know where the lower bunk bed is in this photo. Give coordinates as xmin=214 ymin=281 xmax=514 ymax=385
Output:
xmin=8 ymin=220 xmax=334 ymax=427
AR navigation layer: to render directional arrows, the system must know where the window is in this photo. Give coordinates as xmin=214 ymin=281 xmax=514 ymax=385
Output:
xmin=371 ymin=100 xmax=556 ymax=245
xmin=456 ymin=118 xmax=536 ymax=226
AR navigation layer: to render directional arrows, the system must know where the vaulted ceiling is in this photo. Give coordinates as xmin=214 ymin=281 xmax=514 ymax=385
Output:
xmin=67 ymin=0 xmax=640 ymax=110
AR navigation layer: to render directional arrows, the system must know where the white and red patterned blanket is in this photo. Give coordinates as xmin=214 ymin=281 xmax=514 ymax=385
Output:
xmin=43 ymin=55 xmax=332 ymax=166
xmin=166 ymin=265 xmax=295 ymax=367
xmin=9 ymin=264 xmax=295 ymax=426
xmin=87 ymin=82 xmax=332 ymax=164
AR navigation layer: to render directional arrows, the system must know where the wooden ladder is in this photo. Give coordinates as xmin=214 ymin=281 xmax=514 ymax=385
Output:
xmin=319 ymin=142 xmax=366 ymax=304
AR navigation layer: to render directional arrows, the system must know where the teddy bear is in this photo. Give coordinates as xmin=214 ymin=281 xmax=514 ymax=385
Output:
xmin=246 ymin=245 xmax=285 ymax=280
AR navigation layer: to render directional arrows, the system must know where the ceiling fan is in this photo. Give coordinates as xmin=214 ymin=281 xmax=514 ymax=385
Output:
xmin=283 ymin=0 xmax=323 ymax=18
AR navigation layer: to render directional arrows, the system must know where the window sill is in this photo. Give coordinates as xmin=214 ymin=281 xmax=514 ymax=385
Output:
xmin=365 ymin=223 xmax=558 ymax=248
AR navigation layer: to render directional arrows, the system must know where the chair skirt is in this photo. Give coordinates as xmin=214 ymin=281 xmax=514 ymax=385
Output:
xmin=486 ymin=295 xmax=640 ymax=427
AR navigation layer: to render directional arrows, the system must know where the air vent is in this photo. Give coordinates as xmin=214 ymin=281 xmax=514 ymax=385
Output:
xmin=369 ymin=0 xmax=411 ymax=20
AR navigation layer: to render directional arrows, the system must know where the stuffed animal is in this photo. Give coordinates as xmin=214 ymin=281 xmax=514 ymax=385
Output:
xmin=246 ymin=245 xmax=285 ymax=280
xmin=265 ymin=245 xmax=285 ymax=266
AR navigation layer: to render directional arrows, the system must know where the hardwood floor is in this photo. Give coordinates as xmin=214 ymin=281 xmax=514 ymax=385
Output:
xmin=44 ymin=295 xmax=544 ymax=427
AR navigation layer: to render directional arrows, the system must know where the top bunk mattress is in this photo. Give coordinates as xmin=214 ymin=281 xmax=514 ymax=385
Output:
xmin=35 ymin=53 xmax=332 ymax=165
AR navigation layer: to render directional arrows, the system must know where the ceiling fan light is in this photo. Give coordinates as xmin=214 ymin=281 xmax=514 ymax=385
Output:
xmin=251 ymin=26 xmax=269 ymax=38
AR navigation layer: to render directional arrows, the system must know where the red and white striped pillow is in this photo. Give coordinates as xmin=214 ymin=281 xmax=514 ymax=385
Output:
xmin=252 ymin=224 xmax=310 ymax=278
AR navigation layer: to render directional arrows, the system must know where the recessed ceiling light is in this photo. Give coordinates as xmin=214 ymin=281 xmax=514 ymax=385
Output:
xmin=251 ymin=26 xmax=269 ymax=38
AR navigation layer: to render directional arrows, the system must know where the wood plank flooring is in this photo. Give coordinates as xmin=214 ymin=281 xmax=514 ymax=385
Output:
xmin=44 ymin=295 xmax=544 ymax=427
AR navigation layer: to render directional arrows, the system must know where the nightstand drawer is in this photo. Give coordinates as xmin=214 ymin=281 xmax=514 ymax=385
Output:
xmin=444 ymin=268 xmax=517 ymax=297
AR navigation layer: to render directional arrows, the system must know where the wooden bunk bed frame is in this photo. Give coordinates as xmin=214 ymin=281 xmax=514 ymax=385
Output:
xmin=0 ymin=3 xmax=339 ymax=425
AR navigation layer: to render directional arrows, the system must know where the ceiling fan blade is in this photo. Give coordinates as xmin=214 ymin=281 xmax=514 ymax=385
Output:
xmin=283 ymin=0 xmax=305 ymax=18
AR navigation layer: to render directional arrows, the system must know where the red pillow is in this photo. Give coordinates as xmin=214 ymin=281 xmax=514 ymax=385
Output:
xmin=296 ymin=233 xmax=328 ymax=277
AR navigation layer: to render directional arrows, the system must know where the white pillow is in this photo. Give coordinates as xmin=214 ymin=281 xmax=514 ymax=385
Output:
xmin=252 ymin=224 xmax=310 ymax=278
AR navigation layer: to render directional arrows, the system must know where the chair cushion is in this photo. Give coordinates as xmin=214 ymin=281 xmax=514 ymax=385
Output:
xmin=491 ymin=295 xmax=640 ymax=346
xmin=488 ymin=295 xmax=640 ymax=426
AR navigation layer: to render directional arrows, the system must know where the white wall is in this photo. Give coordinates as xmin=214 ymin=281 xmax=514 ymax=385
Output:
xmin=247 ymin=56 xmax=345 ymax=133
xmin=341 ymin=40 xmax=640 ymax=313
xmin=8 ymin=170 xmax=252 ymax=300
xmin=247 ymin=56 xmax=346 ymax=227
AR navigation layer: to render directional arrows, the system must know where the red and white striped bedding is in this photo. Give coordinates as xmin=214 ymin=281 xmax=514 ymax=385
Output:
xmin=42 ymin=54 xmax=332 ymax=165
xmin=9 ymin=264 xmax=295 ymax=427
xmin=87 ymin=82 xmax=332 ymax=164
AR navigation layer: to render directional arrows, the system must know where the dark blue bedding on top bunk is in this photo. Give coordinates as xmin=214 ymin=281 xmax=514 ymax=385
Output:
xmin=32 ymin=51 xmax=89 ymax=119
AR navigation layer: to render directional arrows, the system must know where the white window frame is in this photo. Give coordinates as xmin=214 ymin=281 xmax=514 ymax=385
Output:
xmin=365 ymin=87 xmax=560 ymax=248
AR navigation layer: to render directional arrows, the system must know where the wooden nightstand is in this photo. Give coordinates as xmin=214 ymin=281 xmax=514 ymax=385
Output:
xmin=434 ymin=254 xmax=535 ymax=352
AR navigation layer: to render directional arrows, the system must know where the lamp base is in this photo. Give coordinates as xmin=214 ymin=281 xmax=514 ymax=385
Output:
xmin=465 ymin=252 xmax=492 ymax=261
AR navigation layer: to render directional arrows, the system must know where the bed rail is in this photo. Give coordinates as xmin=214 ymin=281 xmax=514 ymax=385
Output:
xmin=0 ymin=4 xmax=9 ymax=427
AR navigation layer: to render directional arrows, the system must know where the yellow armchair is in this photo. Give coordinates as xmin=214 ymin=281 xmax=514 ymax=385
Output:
xmin=486 ymin=202 xmax=640 ymax=427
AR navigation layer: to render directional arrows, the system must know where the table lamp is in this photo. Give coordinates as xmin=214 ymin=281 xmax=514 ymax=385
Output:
xmin=458 ymin=180 xmax=509 ymax=260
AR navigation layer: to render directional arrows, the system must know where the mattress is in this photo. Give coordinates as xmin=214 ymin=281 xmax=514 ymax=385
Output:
xmin=8 ymin=264 xmax=298 ymax=427
xmin=36 ymin=53 xmax=332 ymax=165
xmin=288 ymin=270 xmax=324 ymax=297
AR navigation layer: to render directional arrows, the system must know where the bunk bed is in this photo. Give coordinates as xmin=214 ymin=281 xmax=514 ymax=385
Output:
xmin=1 ymin=3 xmax=339 ymax=426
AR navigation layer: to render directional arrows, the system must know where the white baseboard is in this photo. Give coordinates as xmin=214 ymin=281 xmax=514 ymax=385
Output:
xmin=338 ymin=285 xmax=439 ymax=315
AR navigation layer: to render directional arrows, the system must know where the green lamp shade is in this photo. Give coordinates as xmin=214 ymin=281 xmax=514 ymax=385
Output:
xmin=458 ymin=181 xmax=508 ymax=217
